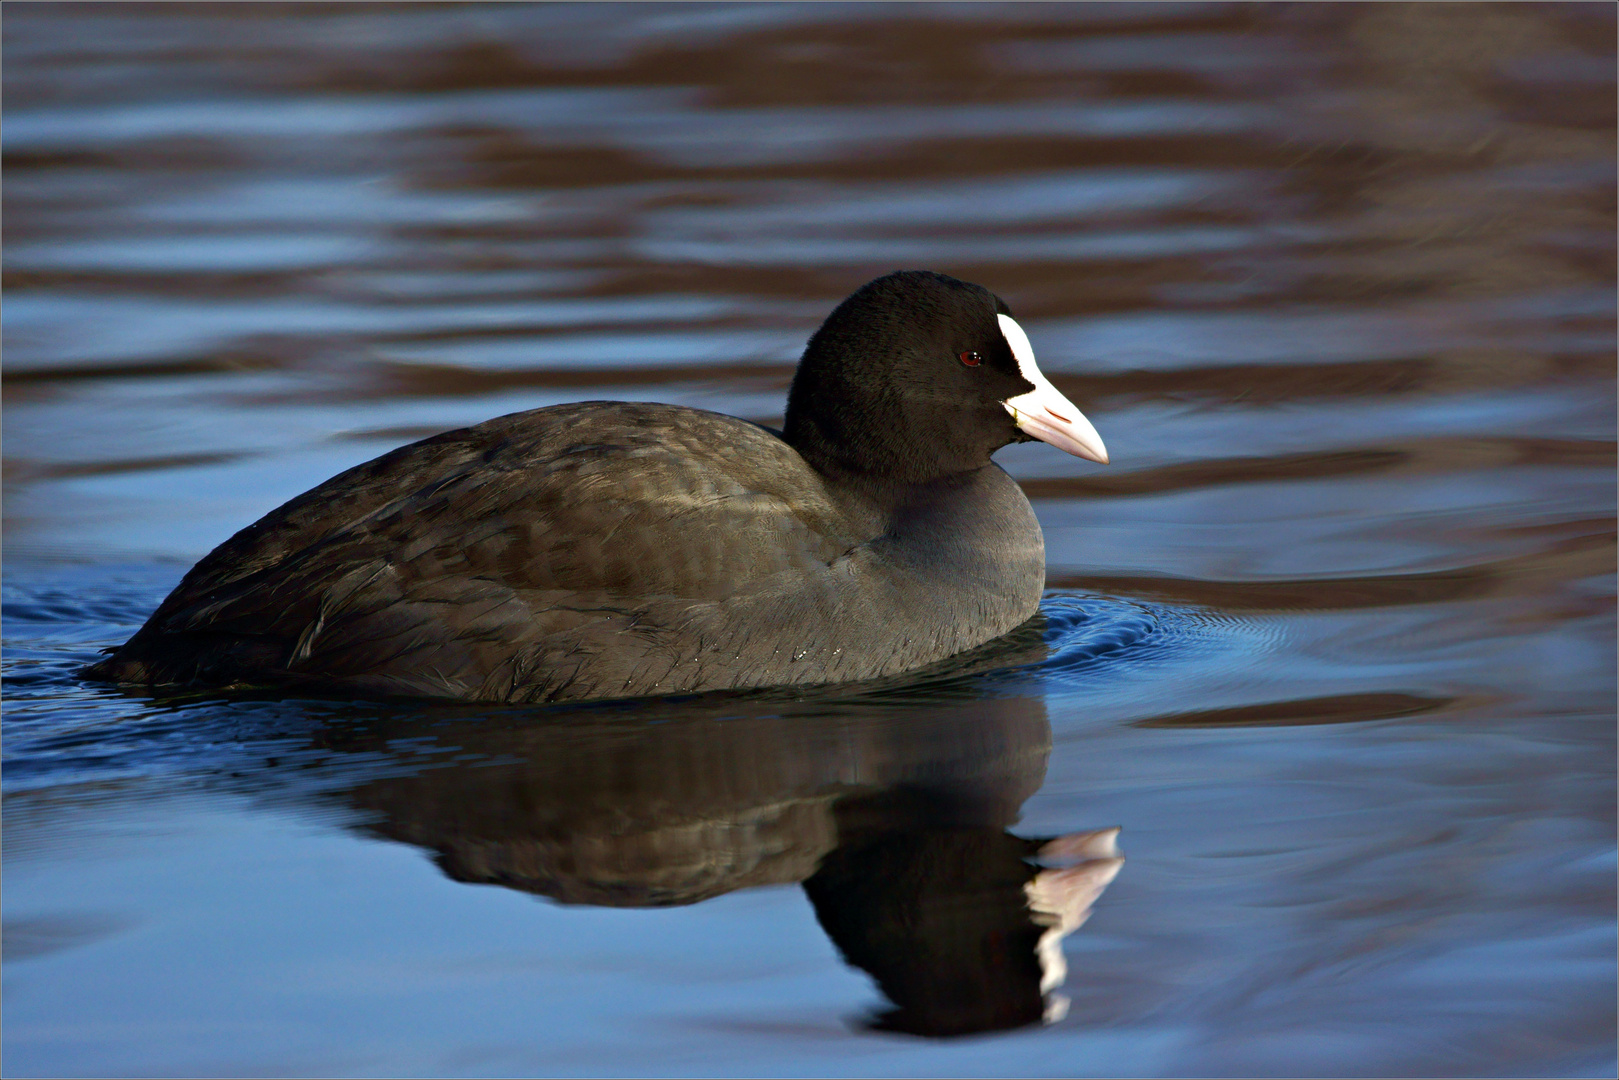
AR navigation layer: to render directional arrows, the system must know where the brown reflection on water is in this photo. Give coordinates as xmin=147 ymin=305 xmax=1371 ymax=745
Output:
xmin=2 ymin=2 xmax=1613 ymax=1074
xmin=1025 ymin=438 xmax=1615 ymax=499
xmin=1052 ymin=518 xmax=1614 ymax=612
xmin=292 ymin=689 xmax=1121 ymax=1037
xmin=1133 ymin=691 xmax=1452 ymax=729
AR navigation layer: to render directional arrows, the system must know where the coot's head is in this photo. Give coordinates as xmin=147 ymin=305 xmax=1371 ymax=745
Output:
xmin=783 ymin=271 xmax=1107 ymax=483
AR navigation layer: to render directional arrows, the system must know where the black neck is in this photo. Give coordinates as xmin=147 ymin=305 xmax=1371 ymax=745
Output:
xmin=783 ymin=380 xmax=1001 ymax=486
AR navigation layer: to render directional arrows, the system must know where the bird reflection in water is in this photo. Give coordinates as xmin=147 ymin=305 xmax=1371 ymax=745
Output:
xmin=805 ymin=789 xmax=1121 ymax=1036
xmin=290 ymin=623 xmax=1122 ymax=1037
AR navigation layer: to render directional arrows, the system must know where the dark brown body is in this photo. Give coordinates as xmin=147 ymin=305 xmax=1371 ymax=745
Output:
xmin=87 ymin=401 xmax=1045 ymax=702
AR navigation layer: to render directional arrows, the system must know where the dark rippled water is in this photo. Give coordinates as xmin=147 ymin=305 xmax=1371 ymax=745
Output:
xmin=4 ymin=5 xmax=1615 ymax=1076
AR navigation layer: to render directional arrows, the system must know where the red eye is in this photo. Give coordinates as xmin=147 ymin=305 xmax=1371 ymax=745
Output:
xmin=959 ymin=350 xmax=982 ymax=367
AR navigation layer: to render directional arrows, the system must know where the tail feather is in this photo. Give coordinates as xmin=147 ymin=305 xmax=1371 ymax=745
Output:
xmin=80 ymin=631 xmax=290 ymax=689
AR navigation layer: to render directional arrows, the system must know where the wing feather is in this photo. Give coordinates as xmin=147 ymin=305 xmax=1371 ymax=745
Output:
xmin=112 ymin=402 xmax=861 ymax=699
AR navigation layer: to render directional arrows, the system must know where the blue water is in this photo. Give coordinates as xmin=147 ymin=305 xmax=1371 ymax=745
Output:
xmin=4 ymin=4 xmax=1614 ymax=1076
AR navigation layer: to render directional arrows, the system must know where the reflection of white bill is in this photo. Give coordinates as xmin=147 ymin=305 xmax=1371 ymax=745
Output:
xmin=1025 ymin=826 xmax=1126 ymax=1023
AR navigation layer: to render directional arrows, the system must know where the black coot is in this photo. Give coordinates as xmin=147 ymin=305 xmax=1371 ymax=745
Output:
xmin=85 ymin=271 xmax=1108 ymax=702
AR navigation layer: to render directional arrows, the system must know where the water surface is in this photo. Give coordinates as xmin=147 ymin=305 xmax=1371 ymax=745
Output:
xmin=4 ymin=4 xmax=1615 ymax=1076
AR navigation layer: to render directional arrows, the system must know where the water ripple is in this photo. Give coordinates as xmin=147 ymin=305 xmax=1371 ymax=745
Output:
xmin=1033 ymin=590 xmax=1274 ymax=690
